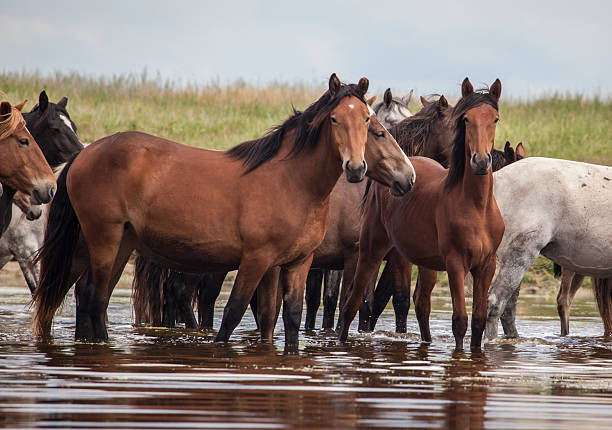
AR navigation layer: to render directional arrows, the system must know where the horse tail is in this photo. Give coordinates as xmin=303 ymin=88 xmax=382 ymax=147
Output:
xmin=132 ymin=255 xmax=166 ymax=326
xmin=32 ymin=156 xmax=80 ymax=338
xmin=553 ymin=263 xmax=562 ymax=278
xmin=593 ymin=278 xmax=612 ymax=336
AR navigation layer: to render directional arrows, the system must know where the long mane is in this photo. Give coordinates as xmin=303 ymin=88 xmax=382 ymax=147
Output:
xmin=444 ymin=91 xmax=498 ymax=189
xmin=0 ymin=104 xmax=26 ymax=140
xmin=388 ymin=100 xmax=446 ymax=156
xmin=226 ymin=84 xmax=366 ymax=173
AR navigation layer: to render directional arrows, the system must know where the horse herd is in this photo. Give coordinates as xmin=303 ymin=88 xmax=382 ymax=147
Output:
xmin=0 ymin=74 xmax=610 ymax=352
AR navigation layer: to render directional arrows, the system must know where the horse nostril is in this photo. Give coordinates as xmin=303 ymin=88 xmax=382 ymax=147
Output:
xmin=48 ymin=186 xmax=56 ymax=200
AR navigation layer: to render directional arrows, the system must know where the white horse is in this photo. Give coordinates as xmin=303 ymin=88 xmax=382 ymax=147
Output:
xmin=486 ymin=157 xmax=612 ymax=339
xmin=372 ymin=88 xmax=413 ymax=128
xmin=0 ymin=202 xmax=47 ymax=294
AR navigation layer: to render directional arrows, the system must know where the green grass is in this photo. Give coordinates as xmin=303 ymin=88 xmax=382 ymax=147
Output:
xmin=2 ymin=71 xmax=610 ymax=289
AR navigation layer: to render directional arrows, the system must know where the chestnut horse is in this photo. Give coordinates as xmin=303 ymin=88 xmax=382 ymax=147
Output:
xmin=33 ymin=74 xmax=415 ymax=346
xmin=0 ymin=100 xmax=56 ymax=235
xmin=337 ymin=78 xmax=504 ymax=350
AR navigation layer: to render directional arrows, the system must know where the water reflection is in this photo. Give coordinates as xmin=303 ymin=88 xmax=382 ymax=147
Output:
xmin=1 ymin=280 xmax=612 ymax=429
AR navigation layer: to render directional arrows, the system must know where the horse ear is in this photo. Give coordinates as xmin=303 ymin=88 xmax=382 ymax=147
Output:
xmin=489 ymin=78 xmax=502 ymax=102
xmin=420 ymin=96 xmax=431 ymax=107
xmin=14 ymin=99 xmax=27 ymax=111
xmin=39 ymin=90 xmax=49 ymax=111
xmin=356 ymin=77 xmax=369 ymax=97
xmin=366 ymin=95 xmax=377 ymax=106
xmin=461 ymin=77 xmax=474 ymax=98
xmin=437 ymin=95 xmax=448 ymax=110
xmin=516 ymin=142 xmax=526 ymax=158
xmin=0 ymin=101 xmax=11 ymax=116
xmin=403 ymin=89 xmax=414 ymax=105
xmin=384 ymin=88 xmax=393 ymax=106
xmin=58 ymin=97 xmax=68 ymax=108
xmin=504 ymin=141 xmax=515 ymax=161
xmin=328 ymin=73 xmax=341 ymax=97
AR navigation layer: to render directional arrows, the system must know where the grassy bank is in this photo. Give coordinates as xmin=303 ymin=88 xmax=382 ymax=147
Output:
xmin=1 ymin=71 xmax=610 ymax=291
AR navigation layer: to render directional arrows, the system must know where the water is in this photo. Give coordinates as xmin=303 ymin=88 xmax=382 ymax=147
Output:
xmin=1 ymin=263 xmax=612 ymax=429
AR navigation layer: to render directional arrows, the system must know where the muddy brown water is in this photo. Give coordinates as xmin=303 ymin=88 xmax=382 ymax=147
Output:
xmin=1 ymin=262 xmax=612 ymax=429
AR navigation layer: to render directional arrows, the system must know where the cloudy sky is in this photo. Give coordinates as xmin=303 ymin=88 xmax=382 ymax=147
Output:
xmin=3 ymin=1 xmax=611 ymax=98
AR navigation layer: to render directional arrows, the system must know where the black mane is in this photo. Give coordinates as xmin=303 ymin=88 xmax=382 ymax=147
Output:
xmin=226 ymin=84 xmax=366 ymax=173
xmin=388 ymin=100 xmax=446 ymax=156
xmin=444 ymin=91 xmax=499 ymax=189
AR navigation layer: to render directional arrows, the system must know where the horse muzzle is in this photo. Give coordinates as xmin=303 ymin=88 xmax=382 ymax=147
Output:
xmin=470 ymin=153 xmax=492 ymax=175
xmin=344 ymin=159 xmax=367 ymax=183
xmin=31 ymin=181 xmax=56 ymax=205
xmin=390 ymin=171 xmax=415 ymax=196
xmin=26 ymin=205 xmax=43 ymax=221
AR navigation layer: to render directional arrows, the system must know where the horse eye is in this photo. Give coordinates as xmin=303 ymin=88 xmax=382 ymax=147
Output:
xmin=365 ymin=117 xmax=370 ymax=123
xmin=330 ymin=117 xmax=338 ymax=124
xmin=18 ymin=138 xmax=29 ymax=146
xmin=463 ymin=117 xmax=469 ymax=123
xmin=494 ymin=118 xmax=499 ymax=123
xmin=375 ymin=131 xmax=385 ymax=138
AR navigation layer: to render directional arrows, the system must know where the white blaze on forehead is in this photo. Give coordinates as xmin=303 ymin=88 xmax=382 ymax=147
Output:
xmin=59 ymin=114 xmax=76 ymax=134
xmin=348 ymin=104 xmax=354 ymax=109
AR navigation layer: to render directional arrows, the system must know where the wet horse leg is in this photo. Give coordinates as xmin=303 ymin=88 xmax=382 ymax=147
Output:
xmin=337 ymin=220 xmax=390 ymax=341
xmin=280 ymin=255 xmax=314 ymax=347
xmin=445 ymin=258 xmax=469 ymax=351
xmin=556 ymin=268 xmax=585 ymax=336
xmin=304 ymin=268 xmax=323 ymax=330
xmin=322 ymin=269 xmax=342 ymax=329
xmin=215 ymin=255 xmax=272 ymax=343
xmin=499 ymin=287 xmax=520 ymax=337
xmin=176 ymin=275 xmax=198 ymax=329
xmin=257 ymin=266 xmax=281 ymax=342
xmin=390 ymin=252 xmax=413 ymax=333
xmin=369 ymin=261 xmax=394 ymax=331
xmin=413 ymin=267 xmax=438 ymax=342
xmin=470 ymin=257 xmax=497 ymax=350
xmin=358 ymin=269 xmax=376 ymax=332
xmin=197 ymin=272 xmax=227 ymax=329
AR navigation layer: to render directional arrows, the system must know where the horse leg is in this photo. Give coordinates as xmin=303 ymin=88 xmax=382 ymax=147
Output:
xmin=177 ymin=275 xmax=198 ymax=329
xmin=470 ymin=257 xmax=497 ymax=350
xmin=197 ymin=272 xmax=226 ymax=329
xmin=255 ymin=266 xmax=281 ymax=342
xmin=390 ymin=253 xmax=413 ymax=333
xmin=499 ymin=287 xmax=520 ymax=337
xmin=322 ymin=269 xmax=342 ymax=329
xmin=215 ymin=255 xmax=271 ymax=343
xmin=277 ymin=255 xmax=313 ymax=347
xmin=485 ymin=250 xmax=538 ymax=340
xmin=358 ymin=270 xmax=376 ymax=333
xmin=593 ymin=278 xmax=612 ymax=336
xmin=413 ymin=267 xmax=438 ymax=342
xmin=304 ymin=269 xmax=323 ymax=330
xmin=337 ymin=221 xmax=390 ymax=341
xmin=18 ymin=259 xmax=38 ymax=295
xmin=557 ymin=269 xmax=585 ymax=336
xmin=369 ymin=261 xmax=394 ymax=331
xmin=445 ymin=259 xmax=469 ymax=351
xmin=162 ymin=275 xmax=178 ymax=328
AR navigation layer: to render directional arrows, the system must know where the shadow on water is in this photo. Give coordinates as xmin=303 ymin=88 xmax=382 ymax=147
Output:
xmin=1 ymin=280 xmax=612 ymax=429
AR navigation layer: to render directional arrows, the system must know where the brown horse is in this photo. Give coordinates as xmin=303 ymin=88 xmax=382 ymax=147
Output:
xmin=131 ymin=98 xmax=416 ymax=333
xmin=337 ymin=78 xmax=505 ymax=351
xmin=0 ymin=100 xmax=56 ymax=234
xmin=33 ymin=74 xmax=415 ymax=346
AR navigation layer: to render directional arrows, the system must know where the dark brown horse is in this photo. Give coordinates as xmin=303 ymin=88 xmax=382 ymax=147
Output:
xmin=337 ymin=78 xmax=505 ymax=351
xmin=131 ymin=98 xmax=416 ymax=333
xmin=0 ymin=99 xmax=57 ymax=235
xmin=33 ymin=74 xmax=416 ymax=346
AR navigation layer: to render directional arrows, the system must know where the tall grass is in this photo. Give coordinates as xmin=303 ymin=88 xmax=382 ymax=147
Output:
xmin=2 ymin=71 xmax=610 ymax=164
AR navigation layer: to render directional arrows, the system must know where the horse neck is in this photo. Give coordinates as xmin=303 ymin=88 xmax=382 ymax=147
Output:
xmin=279 ymin=124 xmax=343 ymax=204
xmin=459 ymin=149 xmax=494 ymax=211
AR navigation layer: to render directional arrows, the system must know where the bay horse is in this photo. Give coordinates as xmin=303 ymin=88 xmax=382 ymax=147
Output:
xmin=131 ymin=98 xmax=416 ymax=332
xmin=365 ymin=140 xmax=526 ymax=332
xmin=485 ymin=157 xmax=612 ymax=340
xmin=0 ymin=91 xmax=84 ymax=294
xmin=0 ymin=99 xmax=56 ymax=236
xmin=33 ymin=74 xmax=416 ymax=346
xmin=337 ymin=78 xmax=504 ymax=351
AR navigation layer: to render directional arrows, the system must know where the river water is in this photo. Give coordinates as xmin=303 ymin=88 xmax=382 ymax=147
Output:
xmin=1 ymin=263 xmax=611 ymax=429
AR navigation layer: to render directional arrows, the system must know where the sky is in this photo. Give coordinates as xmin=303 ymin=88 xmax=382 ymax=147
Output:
xmin=2 ymin=0 xmax=611 ymax=98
